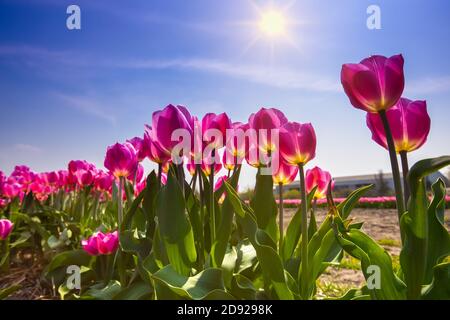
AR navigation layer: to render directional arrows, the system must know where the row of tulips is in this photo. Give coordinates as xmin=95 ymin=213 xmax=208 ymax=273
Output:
xmin=0 ymin=53 xmax=449 ymax=300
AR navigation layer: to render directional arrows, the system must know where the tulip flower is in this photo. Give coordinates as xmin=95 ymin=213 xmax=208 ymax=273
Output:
xmin=104 ymin=143 xmax=138 ymax=179
xmin=0 ymin=219 xmax=13 ymax=240
xmin=202 ymin=113 xmax=232 ymax=149
xmin=68 ymin=160 xmax=97 ymax=187
xmin=366 ymin=98 xmax=430 ymax=203
xmin=94 ymin=171 xmax=114 ymax=192
xmin=248 ymin=108 xmax=288 ymax=154
xmin=366 ymin=98 xmax=430 ymax=153
xmin=143 ymin=125 xmax=171 ymax=164
xmin=341 ymin=54 xmax=407 ymax=226
xmin=341 ymin=54 xmax=405 ymax=113
xmin=127 ymin=137 xmax=147 ymax=162
xmin=305 ymin=166 xmax=332 ymax=199
xmin=151 ymin=104 xmax=193 ymax=156
xmin=279 ymin=122 xmax=316 ymax=166
xmin=213 ymin=175 xmax=237 ymax=204
xmin=223 ymin=122 xmax=248 ymax=172
xmin=81 ymin=231 xmax=119 ymax=256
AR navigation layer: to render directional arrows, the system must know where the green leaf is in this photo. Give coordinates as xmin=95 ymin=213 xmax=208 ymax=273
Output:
xmin=44 ymin=249 xmax=93 ymax=287
xmin=280 ymin=188 xmax=315 ymax=262
xmin=336 ymin=184 xmax=373 ymax=219
xmin=334 ymin=216 xmax=406 ymax=300
xmin=156 ymin=171 xmax=197 ymax=276
xmin=422 ymin=262 xmax=450 ymax=299
xmin=82 ymin=281 xmax=122 ymax=300
xmin=230 ymin=274 xmax=257 ymax=300
xmin=113 ymin=281 xmax=153 ymax=300
xmin=211 ymin=167 xmax=241 ymax=267
xmin=223 ymin=184 xmax=293 ymax=300
xmin=400 ymin=156 xmax=450 ymax=299
xmin=0 ymin=285 xmax=21 ymax=300
xmin=152 ymin=265 xmax=234 ymax=300
xmin=424 ymin=179 xmax=450 ymax=283
xmin=250 ymin=172 xmax=278 ymax=244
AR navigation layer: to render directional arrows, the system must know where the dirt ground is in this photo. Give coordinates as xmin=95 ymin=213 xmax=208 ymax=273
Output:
xmin=283 ymin=208 xmax=450 ymax=297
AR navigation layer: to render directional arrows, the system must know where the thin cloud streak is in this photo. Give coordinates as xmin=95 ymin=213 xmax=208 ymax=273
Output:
xmin=53 ymin=93 xmax=117 ymax=125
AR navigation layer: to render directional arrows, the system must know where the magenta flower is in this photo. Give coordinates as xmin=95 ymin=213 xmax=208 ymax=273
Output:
xmin=104 ymin=142 xmax=138 ymax=179
xmin=273 ymin=156 xmax=299 ymax=185
xmin=68 ymin=160 xmax=97 ymax=187
xmin=305 ymin=166 xmax=332 ymax=199
xmin=279 ymin=122 xmax=316 ymax=165
xmin=214 ymin=175 xmax=237 ymax=204
xmin=202 ymin=113 xmax=232 ymax=149
xmin=143 ymin=125 xmax=171 ymax=164
xmin=223 ymin=122 xmax=248 ymax=170
xmin=151 ymin=104 xmax=193 ymax=155
xmin=341 ymin=54 xmax=405 ymax=113
xmin=94 ymin=171 xmax=114 ymax=192
xmin=0 ymin=219 xmax=13 ymax=240
xmin=366 ymin=98 xmax=431 ymax=153
xmin=127 ymin=137 xmax=147 ymax=162
xmin=81 ymin=231 xmax=119 ymax=256
xmin=248 ymin=107 xmax=288 ymax=153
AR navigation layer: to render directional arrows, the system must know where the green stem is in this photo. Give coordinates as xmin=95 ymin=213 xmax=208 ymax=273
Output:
xmin=278 ymin=183 xmax=284 ymax=250
xmin=379 ymin=111 xmax=405 ymax=242
xmin=400 ymin=150 xmax=410 ymax=208
xmin=118 ymin=177 xmax=124 ymax=227
xmin=298 ymin=164 xmax=309 ymax=299
xmin=209 ymin=149 xmax=216 ymax=244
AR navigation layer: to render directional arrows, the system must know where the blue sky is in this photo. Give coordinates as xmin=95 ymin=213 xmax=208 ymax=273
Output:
xmin=1 ymin=0 xmax=450 ymax=188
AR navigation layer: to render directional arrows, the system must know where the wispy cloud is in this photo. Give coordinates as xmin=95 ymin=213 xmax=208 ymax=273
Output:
xmin=53 ymin=93 xmax=117 ymax=125
xmin=113 ymin=58 xmax=341 ymax=92
xmin=407 ymin=76 xmax=450 ymax=95
xmin=13 ymin=143 xmax=42 ymax=153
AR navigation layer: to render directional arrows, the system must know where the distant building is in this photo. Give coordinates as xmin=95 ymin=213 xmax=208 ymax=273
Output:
xmin=276 ymin=171 xmax=450 ymax=194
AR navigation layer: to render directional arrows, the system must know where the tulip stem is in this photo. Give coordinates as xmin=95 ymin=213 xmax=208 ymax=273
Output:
xmin=196 ymin=164 xmax=205 ymax=266
xmin=157 ymin=163 xmax=162 ymax=189
xmin=298 ymin=164 xmax=309 ymax=299
xmin=400 ymin=151 xmax=410 ymax=207
xmin=278 ymin=183 xmax=284 ymax=250
xmin=118 ymin=177 xmax=124 ymax=227
xmin=379 ymin=110 xmax=405 ymax=241
xmin=210 ymin=149 xmax=216 ymax=244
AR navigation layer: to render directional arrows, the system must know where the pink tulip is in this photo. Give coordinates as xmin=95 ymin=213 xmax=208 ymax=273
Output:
xmin=68 ymin=160 xmax=97 ymax=187
xmin=151 ymin=104 xmax=193 ymax=155
xmin=187 ymin=156 xmax=222 ymax=177
xmin=104 ymin=142 xmax=138 ymax=179
xmin=273 ymin=157 xmax=299 ymax=185
xmin=128 ymin=163 xmax=144 ymax=183
xmin=2 ymin=181 xmax=22 ymax=199
xmin=143 ymin=125 xmax=171 ymax=164
xmin=202 ymin=113 xmax=232 ymax=149
xmin=341 ymin=54 xmax=405 ymax=113
xmin=81 ymin=231 xmax=119 ymax=256
xmin=305 ymin=166 xmax=332 ymax=199
xmin=223 ymin=122 xmax=248 ymax=170
xmin=127 ymin=137 xmax=147 ymax=162
xmin=214 ymin=175 xmax=237 ymax=204
xmin=279 ymin=122 xmax=316 ymax=165
xmin=366 ymin=98 xmax=431 ymax=153
xmin=248 ymin=108 xmax=288 ymax=153
xmin=94 ymin=171 xmax=114 ymax=192
xmin=0 ymin=219 xmax=13 ymax=240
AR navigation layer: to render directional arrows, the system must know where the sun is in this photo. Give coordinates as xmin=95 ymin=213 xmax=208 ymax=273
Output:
xmin=258 ymin=9 xmax=287 ymax=37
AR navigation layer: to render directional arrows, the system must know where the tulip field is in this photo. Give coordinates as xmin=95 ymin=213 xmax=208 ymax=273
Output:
xmin=1 ymin=54 xmax=449 ymax=301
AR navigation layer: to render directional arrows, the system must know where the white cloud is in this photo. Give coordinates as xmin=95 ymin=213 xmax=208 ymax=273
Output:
xmin=13 ymin=144 xmax=42 ymax=153
xmin=53 ymin=93 xmax=117 ymax=125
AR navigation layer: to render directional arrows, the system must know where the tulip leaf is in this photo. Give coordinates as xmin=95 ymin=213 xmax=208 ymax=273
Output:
xmin=334 ymin=216 xmax=406 ymax=300
xmin=250 ymin=171 xmax=278 ymax=244
xmin=0 ymin=285 xmax=21 ymax=300
xmin=230 ymin=273 xmax=257 ymax=300
xmin=211 ymin=166 xmax=241 ymax=268
xmin=223 ymin=182 xmax=293 ymax=300
xmin=422 ymin=262 xmax=450 ymax=300
xmin=113 ymin=281 xmax=153 ymax=300
xmin=424 ymin=179 xmax=450 ymax=283
xmin=336 ymin=184 xmax=373 ymax=219
xmin=152 ymin=265 xmax=234 ymax=300
xmin=281 ymin=187 xmax=316 ymax=263
xmin=44 ymin=249 xmax=93 ymax=287
xmin=156 ymin=171 xmax=197 ymax=276
xmin=400 ymin=156 xmax=450 ymax=299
